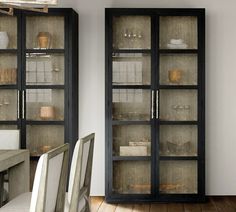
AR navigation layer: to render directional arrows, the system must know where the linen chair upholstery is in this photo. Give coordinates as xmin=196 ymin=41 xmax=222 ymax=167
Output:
xmin=64 ymin=133 xmax=95 ymax=212
xmin=0 ymin=143 xmax=69 ymax=212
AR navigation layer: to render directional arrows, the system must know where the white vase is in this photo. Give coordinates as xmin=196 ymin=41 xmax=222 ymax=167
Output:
xmin=0 ymin=32 xmax=9 ymax=49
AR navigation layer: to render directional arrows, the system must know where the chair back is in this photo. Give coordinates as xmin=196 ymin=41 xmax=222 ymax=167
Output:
xmin=67 ymin=133 xmax=95 ymax=212
xmin=0 ymin=130 xmax=20 ymax=149
xmin=30 ymin=143 xmax=69 ymax=212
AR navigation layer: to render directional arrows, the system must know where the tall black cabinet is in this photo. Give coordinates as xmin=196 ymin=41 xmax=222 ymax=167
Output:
xmin=105 ymin=8 xmax=205 ymax=202
xmin=0 ymin=8 xmax=78 ymax=186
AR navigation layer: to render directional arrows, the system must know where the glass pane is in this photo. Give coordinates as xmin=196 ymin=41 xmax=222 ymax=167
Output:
xmin=113 ymin=125 xmax=151 ymax=156
xmin=112 ymin=89 xmax=150 ymax=121
xmin=27 ymin=125 xmax=64 ymax=156
xmin=159 ymin=54 xmax=197 ymax=85
xmin=160 ymin=125 xmax=197 ymax=156
xmin=26 ymin=16 xmax=64 ymax=49
xmin=112 ymin=53 xmax=151 ymax=85
xmin=160 ymin=160 xmax=197 ymax=193
xmin=0 ymin=54 xmax=17 ymax=85
xmin=159 ymin=89 xmax=197 ymax=121
xmin=26 ymin=53 xmax=64 ymax=85
xmin=0 ymin=125 xmax=17 ymax=129
xmin=113 ymin=16 xmax=151 ymax=49
xmin=26 ymin=89 xmax=64 ymax=121
xmin=113 ymin=161 xmax=151 ymax=194
xmin=160 ymin=16 xmax=197 ymax=49
xmin=0 ymin=16 xmax=17 ymax=49
xmin=0 ymin=90 xmax=17 ymax=121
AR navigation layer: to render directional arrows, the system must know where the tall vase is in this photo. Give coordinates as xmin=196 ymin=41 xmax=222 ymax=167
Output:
xmin=0 ymin=32 xmax=9 ymax=49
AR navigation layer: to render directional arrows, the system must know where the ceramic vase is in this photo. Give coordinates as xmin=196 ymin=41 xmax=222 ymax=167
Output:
xmin=0 ymin=32 xmax=9 ymax=49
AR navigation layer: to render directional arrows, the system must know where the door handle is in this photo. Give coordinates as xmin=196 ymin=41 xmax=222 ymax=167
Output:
xmin=156 ymin=90 xmax=159 ymax=119
xmin=17 ymin=90 xmax=19 ymax=119
xmin=22 ymin=90 xmax=25 ymax=119
xmin=151 ymin=90 xmax=154 ymax=119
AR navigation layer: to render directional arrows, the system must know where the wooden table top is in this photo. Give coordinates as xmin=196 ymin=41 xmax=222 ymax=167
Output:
xmin=0 ymin=149 xmax=29 ymax=172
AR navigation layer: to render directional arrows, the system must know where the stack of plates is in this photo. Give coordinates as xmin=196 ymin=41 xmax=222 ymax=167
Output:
xmin=167 ymin=39 xmax=188 ymax=49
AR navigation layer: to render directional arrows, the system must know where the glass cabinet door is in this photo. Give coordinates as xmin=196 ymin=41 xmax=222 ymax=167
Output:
xmin=158 ymin=15 xmax=199 ymax=195
xmin=25 ymin=15 xmax=65 ymax=158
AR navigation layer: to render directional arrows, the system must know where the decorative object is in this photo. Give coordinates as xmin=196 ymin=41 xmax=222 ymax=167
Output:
xmin=0 ymin=68 xmax=17 ymax=84
xmin=39 ymin=106 xmax=55 ymax=120
xmin=0 ymin=31 xmax=9 ymax=49
xmin=120 ymin=146 xmax=147 ymax=156
xmin=40 ymin=145 xmax=52 ymax=153
xmin=168 ymin=68 xmax=183 ymax=83
xmin=0 ymin=0 xmax=57 ymax=15
xmin=167 ymin=38 xmax=188 ymax=49
xmin=167 ymin=140 xmax=191 ymax=154
xmin=37 ymin=32 xmax=51 ymax=49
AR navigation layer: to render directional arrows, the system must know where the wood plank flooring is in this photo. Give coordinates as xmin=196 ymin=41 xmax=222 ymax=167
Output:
xmin=91 ymin=196 xmax=236 ymax=212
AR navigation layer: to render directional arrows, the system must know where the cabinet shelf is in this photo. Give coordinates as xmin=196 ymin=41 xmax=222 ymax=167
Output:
xmin=26 ymin=49 xmax=65 ymax=54
xmin=112 ymin=120 xmax=151 ymax=125
xmin=160 ymin=156 xmax=198 ymax=161
xmin=25 ymin=85 xmax=65 ymax=89
xmin=0 ymin=49 xmax=18 ymax=54
xmin=159 ymin=49 xmax=198 ymax=54
xmin=113 ymin=156 xmax=151 ymax=161
xmin=159 ymin=121 xmax=198 ymax=125
xmin=112 ymin=85 xmax=150 ymax=89
xmin=25 ymin=120 xmax=64 ymax=125
xmin=159 ymin=85 xmax=198 ymax=90
xmin=112 ymin=49 xmax=151 ymax=54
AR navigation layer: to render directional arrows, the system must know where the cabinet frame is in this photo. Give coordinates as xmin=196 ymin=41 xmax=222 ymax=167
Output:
xmin=105 ymin=8 xmax=205 ymax=203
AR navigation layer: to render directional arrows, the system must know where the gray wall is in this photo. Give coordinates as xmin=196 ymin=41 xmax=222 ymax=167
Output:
xmin=59 ymin=0 xmax=236 ymax=195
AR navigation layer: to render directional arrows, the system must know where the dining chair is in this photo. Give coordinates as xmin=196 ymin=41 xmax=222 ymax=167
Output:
xmin=0 ymin=143 xmax=69 ymax=212
xmin=64 ymin=133 xmax=95 ymax=212
xmin=0 ymin=129 xmax=20 ymax=205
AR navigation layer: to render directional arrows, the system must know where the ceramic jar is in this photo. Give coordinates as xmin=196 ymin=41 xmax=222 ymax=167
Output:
xmin=40 ymin=106 xmax=55 ymax=120
xmin=168 ymin=69 xmax=183 ymax=83
xmin=0 ymin=32 xmax=9 ymax=49
xmin=37 ymin=32 xmax=51 ymax=49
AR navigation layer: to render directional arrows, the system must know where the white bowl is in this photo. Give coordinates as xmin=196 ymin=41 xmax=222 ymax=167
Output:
xmin=170 ymin=39 xmax=183 ymax=45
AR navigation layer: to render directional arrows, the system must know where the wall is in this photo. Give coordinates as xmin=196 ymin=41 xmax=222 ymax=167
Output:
xmin=58 ymin=0 xmax=236 ymax=195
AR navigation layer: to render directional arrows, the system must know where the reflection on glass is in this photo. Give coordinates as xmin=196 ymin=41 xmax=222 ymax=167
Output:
xmin=159 ymin=89 xmax=197 ymax=121
xmin=113 ymin=16 xmax=151 ymax=49
xmin=160 ymin=16 xmax=197 ymax=49
xmin=113 ymin=161 xmax=151 ymax=194
xmin=0 ymin=16 xmax=17 ymax=49
xmin=113 ymin=125 xmax=151 ymax=156
xmin=26 ymin=16 xmax=64 ymax=49
xmin=26 ymin=89 xmax=64 ymax=121
xmin=27 ymin=125 xmax=64 ymax=156
xmin=0 ymin=54 xmax=17 ymax=85
xmin=112 ymin=53 xmax=151 ymax=85
xmin=26 ymin=53 xmax=64 ymax=85
xmin=112 ymin=89 xmax=150 ymax=121
xmin=160 ymin=160 xmax=197 ymax=193
xmin=159 ymin=54 xmax=197 ymax=85
xmin=0 ymin=90 xmax=17 ymax=121
xmin=159 ymin=125 xmax=197 ymax=156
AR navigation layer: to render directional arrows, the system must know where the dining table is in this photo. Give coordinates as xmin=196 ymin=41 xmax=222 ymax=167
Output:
xmin=0 ymin=150 xmax=29 ymax=207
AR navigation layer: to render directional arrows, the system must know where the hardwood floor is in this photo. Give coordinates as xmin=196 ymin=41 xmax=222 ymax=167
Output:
xmin=91 ymin=196 xmax=236 ymax=212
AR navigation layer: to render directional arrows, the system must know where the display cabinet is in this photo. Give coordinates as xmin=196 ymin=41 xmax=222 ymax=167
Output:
xmin=0 ymin=9 xmax=78 ymax=188
xmin=105 ymin=8 xmax=205 ymax=202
